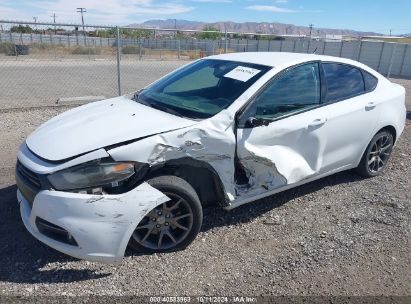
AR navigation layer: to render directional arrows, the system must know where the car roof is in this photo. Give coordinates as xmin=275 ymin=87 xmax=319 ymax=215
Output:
xmin=207 ymin=52 xmax=361 ymax=68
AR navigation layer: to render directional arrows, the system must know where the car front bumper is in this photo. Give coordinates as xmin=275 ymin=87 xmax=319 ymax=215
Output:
xmin=17 ymin=182 xmax=169 ymax=263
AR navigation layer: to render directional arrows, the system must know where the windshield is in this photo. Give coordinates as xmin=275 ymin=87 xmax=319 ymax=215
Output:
xmin=136 ymin=59 xmax=271 ymax=119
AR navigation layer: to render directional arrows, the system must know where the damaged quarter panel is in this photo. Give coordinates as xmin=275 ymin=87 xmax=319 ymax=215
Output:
xmin=108 ymin=110 xmax=238 ymax=200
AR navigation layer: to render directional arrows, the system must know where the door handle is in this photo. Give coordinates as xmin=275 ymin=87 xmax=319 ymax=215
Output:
xmin=365 ymin=102 xmax=376 ymax=110
xmin=308 ymin=118 xmax=327 ymax=127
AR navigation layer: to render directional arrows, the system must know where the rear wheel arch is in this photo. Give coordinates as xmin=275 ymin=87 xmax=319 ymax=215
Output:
xmin=146 ymin=157 xmax=229 ymax=207
xmin=377 ymin=125 xmax=397 ymax=143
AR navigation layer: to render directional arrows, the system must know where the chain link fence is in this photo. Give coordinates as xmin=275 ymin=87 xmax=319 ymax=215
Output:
xmin=0 ymin=20 xmax=410 ymax=110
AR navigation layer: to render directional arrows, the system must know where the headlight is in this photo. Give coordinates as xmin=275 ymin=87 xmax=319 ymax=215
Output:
xmin=48 ymin=161 xmax=136 ymax=191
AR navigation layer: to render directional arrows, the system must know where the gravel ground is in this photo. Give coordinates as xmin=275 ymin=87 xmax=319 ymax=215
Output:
xmin=0 ymin=79 xmax=410 ymax=297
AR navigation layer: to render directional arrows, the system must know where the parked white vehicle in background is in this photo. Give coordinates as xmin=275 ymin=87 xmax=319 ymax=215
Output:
xmin=16 ymin=52 xmax=406 ymax=263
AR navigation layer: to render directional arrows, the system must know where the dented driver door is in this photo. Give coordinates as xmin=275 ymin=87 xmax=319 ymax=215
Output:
xmin=235 ymin=62 xmax=330 ymax=195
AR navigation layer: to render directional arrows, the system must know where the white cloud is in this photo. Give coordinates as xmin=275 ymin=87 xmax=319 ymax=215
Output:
xmin=0 ymin=0 xmax=194 ymax=25
xmin=246 ymin=5 xmax=296 ymax=13
xmin=0 ymin=1 xmax=34 ymax=21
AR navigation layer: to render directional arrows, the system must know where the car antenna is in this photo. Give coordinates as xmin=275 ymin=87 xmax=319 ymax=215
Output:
xmin=312 ymin=47 xmax=318 ymax=54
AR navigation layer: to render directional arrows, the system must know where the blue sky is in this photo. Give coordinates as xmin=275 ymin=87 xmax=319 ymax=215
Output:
xmin=0 ymin=0 xmax=410 ymax=34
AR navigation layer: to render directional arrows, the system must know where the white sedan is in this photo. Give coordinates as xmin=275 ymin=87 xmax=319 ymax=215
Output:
xmin=16 ymin=52 xmax=406 ymax=263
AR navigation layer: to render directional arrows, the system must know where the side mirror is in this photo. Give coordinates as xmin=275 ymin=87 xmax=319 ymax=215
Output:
xmin=245 ymin=117 xmax=271 ymax=128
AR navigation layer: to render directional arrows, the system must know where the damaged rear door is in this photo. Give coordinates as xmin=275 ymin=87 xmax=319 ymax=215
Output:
xmin=235 ymin=62 xmax=330 ymax=195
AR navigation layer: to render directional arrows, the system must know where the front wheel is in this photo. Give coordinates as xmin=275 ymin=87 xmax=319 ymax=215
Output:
xmin=129 ymin=175 xmax=203 ymax=253
xmin=355 ymin=130 xmax=394 ymax=177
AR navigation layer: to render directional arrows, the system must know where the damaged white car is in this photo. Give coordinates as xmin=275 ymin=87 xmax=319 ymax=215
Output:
xmin=16 ymin=52 xmax=406 ymax=263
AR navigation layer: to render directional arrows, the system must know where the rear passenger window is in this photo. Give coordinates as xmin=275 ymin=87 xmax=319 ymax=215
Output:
xmin=362 ymin=70 xmax=378 ymax=92
xmin=323 ymin=63 xmax=365 ymax=102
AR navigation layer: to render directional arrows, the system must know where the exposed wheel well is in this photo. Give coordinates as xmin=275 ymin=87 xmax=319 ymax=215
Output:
xmin=146 ymin=157 xmax=228 ymax=208
xmin=377 ymin=125 xmax=397 ymax=143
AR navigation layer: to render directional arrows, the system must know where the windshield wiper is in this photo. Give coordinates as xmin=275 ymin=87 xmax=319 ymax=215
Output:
xmin=135 ymin=96 xmax=186 ymax=118
xmin=147 ymin=102 xmax=186 ymax=118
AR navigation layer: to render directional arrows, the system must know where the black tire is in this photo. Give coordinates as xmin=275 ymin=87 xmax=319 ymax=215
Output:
xmin=129 ymin=175 xmax=203 ymax=253
xmin=355 ymin=130 xmax=394 ymax=177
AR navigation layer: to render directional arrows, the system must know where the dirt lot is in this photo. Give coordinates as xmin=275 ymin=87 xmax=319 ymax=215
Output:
xmin=0 ymin=79 xmax=410 ymax=297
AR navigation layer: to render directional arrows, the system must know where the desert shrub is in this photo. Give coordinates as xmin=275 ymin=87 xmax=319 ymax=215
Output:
xmin=71 ymin=46 xmax=102 ymax=55
xmin=30 ymin=43 xmax=56 ymax=50
xmin=121 ymin=45 xmax=145 ymax=55
xmin=0 ymin=42 xmax=13 ymax=54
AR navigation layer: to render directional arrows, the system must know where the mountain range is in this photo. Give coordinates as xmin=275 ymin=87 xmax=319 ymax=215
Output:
xmin=128 ymin=19 xmax=382 ymax=37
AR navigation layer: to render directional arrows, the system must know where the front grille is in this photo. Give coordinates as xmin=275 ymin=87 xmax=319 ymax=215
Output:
xmin=15 ymin=161 xmax=42 ymax=206
xmin=35 ymin=217 xmax=78 ymax=246
xmin=16 ymin=161 xmax=41 ymax=189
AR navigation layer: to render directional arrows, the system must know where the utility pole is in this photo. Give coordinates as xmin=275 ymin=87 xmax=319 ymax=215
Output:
xmin=76 ymin=8 xmax=86 ymax=34
xmin=309 ymin=24 xmax=314 ymax=39
xmin=51 ymin=13 xmax=57 ymax=34
xmin=389 ymin=29 xmax=392 ymax=36
xmin=76 ymin=8 xmax=87 ymax=45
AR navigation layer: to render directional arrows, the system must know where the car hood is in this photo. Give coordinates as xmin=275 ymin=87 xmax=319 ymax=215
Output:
xmin=26 ymin=96 xmax=197 ymax=161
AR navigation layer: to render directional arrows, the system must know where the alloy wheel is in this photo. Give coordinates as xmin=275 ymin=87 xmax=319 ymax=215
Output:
xmin=367 ymin=134 xmax=392 ymax=173
xmin=132 ymin=193 xmax=194 ymax=250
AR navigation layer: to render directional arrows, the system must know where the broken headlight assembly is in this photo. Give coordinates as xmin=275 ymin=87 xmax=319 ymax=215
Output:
xmin=47 ymin=160 xmax=143 ymax=194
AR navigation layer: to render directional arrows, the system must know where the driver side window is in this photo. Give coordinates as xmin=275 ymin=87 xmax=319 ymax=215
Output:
xmin=241 ymin=62 xmax=321 ymax=125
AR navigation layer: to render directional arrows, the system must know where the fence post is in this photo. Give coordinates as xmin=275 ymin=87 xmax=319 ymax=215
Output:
xmin=116 ymin=26 xmax=122 ymax=96
xmin=399 ymin=44 xmax=408 ymax=76
xmin=139 ymin=39 xmax=142 ymax=60
xmin=67 ymin=34 xmax=70 ymax=48
xmin=83 ymin=31 xmax=86 ymax=46
xmin=339 ymin=41 xmax=343 ymax=57
xmin=224 ymin=30 xmax=228 ymax=53
xmin=376 ymin=42 xmax=385 ymax=73
xmin=387 ymin=43 xmax=398 ymax=78
xmin=177 ymin=39 xmax=181 ymax=60
xmin=356 ymin=39 xmax=363 ymax=61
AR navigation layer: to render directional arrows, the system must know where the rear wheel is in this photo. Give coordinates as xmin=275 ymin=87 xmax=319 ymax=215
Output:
xmin=129 ymin=176 xmax=203 ymax=253
xmin=355 ymin=130 xmax=394 ymax=177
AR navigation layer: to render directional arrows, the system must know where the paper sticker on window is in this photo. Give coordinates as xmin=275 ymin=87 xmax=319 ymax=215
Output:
xmin=224 ymin=66 xmax=261 ymax=82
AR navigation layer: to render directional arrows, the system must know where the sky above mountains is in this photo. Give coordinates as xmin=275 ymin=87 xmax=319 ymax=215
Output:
xmin=0 ymin=0 xmax=410 ymax=35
